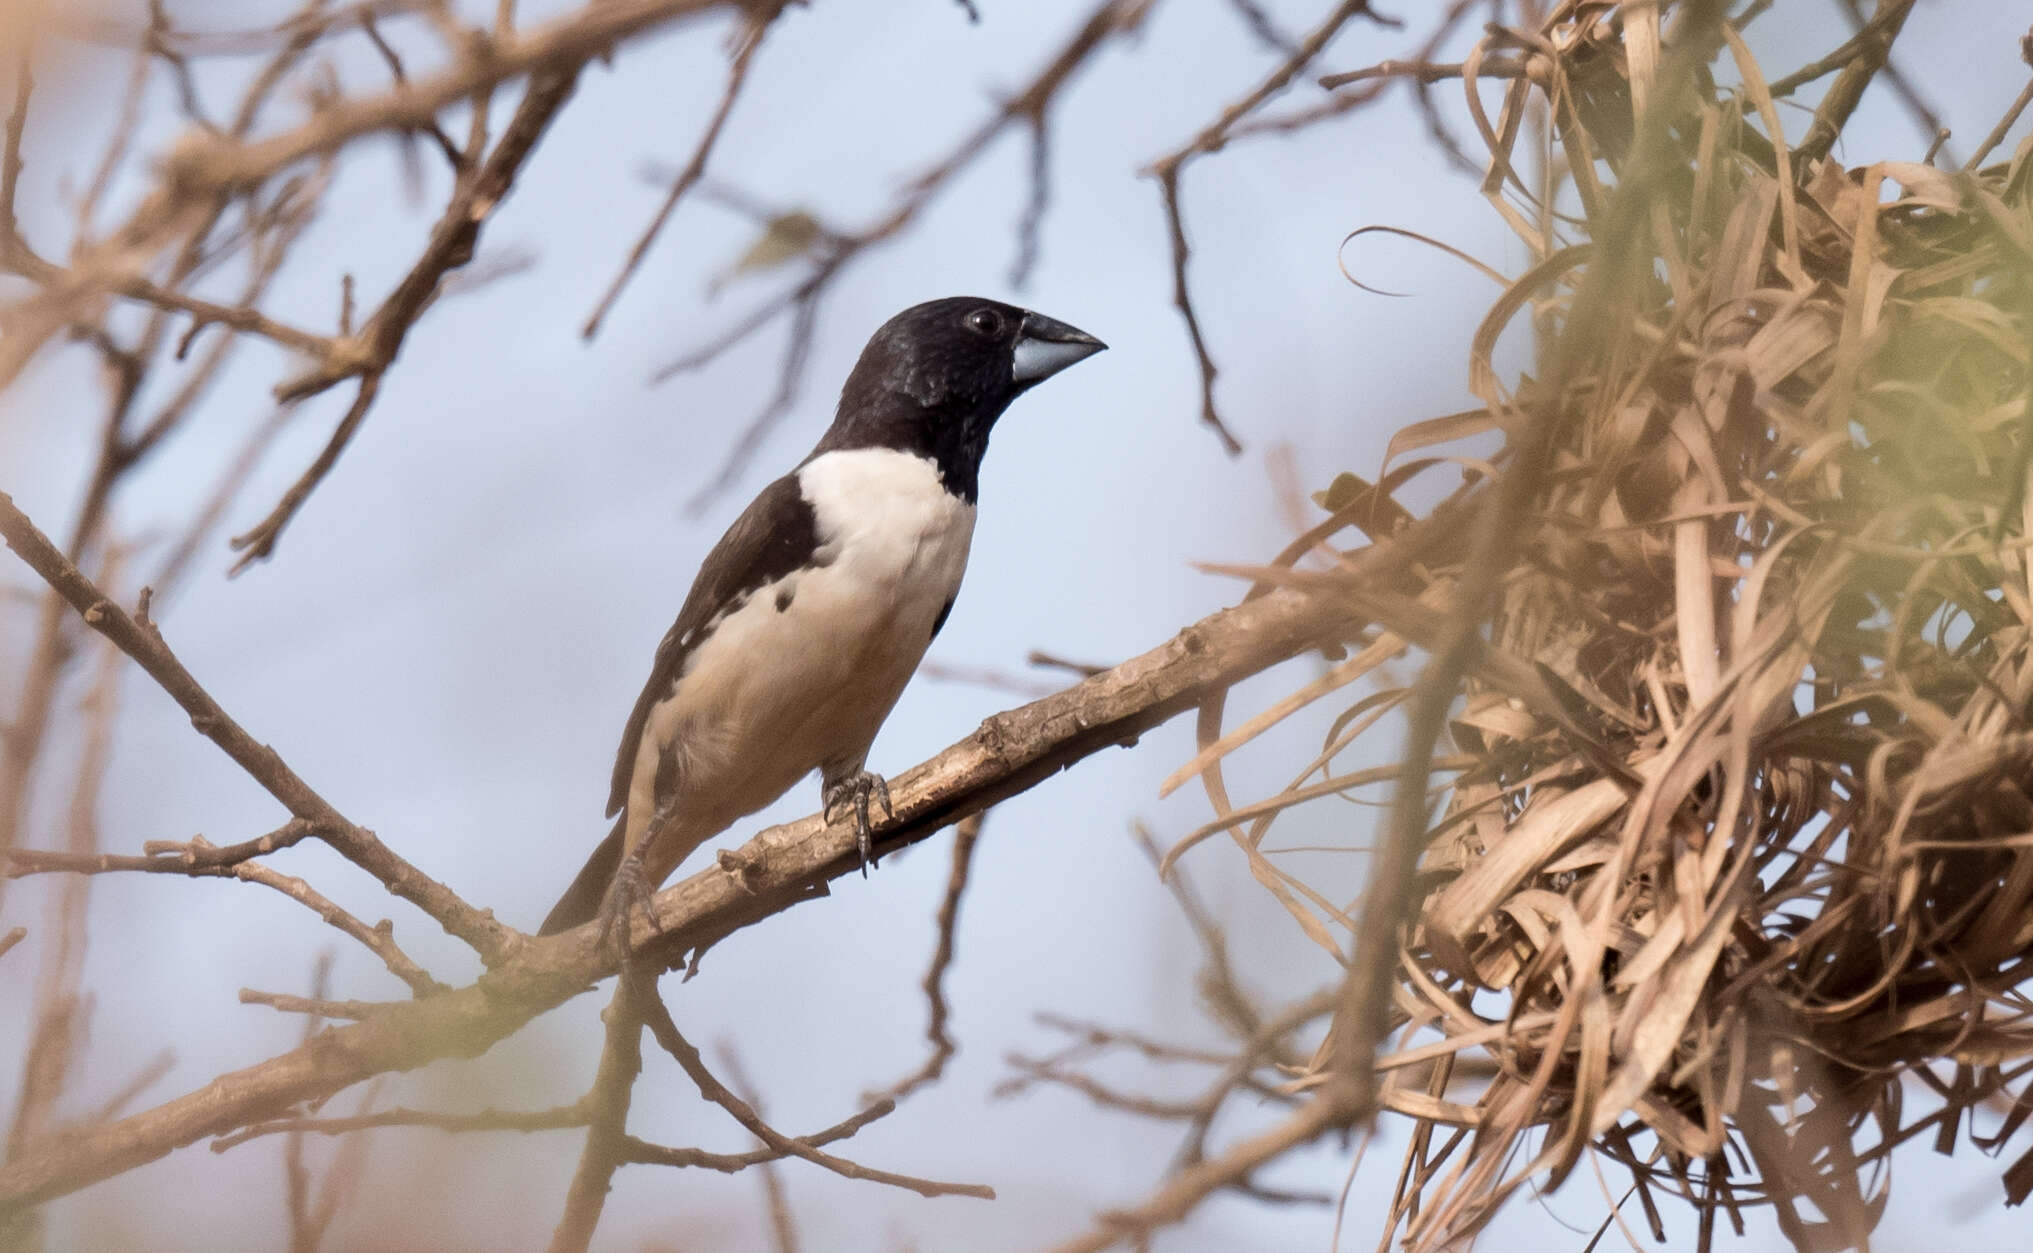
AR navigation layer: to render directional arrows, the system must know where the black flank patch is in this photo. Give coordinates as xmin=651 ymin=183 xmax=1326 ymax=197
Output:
xmin=776 ymin=587 xmax=794 ymax=612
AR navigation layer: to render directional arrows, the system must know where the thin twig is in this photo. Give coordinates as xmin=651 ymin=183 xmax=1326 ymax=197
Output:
xmin=231 ymin=61 xmax=588 ymax=567
xmin=358 ymin=13 xmax=466 ymax=171
xmin=1140 ymin=0 xmax=1401 ymax=458
xmin=283 ymin=953 xmax=334 ymax=1253
xmin=214 ymin=1102 xmax=589 ymax=1152
xmin=1965 ymin=56 xmax=2033 ymax=171
xmin=6 ymin=821 xmax=320 ymax=877
xmin=581 ymin=5 xmax=776 ymax=339
xmin=618 ymin=1097 xmax=895 ymax=1171
xmin=1794 ymin=0 xmax=1920 ymax=168
xmin=237 ymin=989 xmax=396 ymax=1021
xmin=1046 ymin=1080 xmax=1366 ymax=1253
xmin=1 ymin=51 xmax=32 ymax=257
xmin=639 ymin=982 xmax=995 ymax=1199
xmin=718 ymin=1047 xmax=802 ymax=1253
xmin=867 ymin=811 xmax=984 ymax=1104
xmin=660 ymin=0 xmax=1151 ymax=509
xmin=1009 ymin=116 xmax=1051 ymax=290
xmin=1152 ymin=165 xmax=1240 ymax=454
xmin=227 ymin=371 xmax=381 ymax=573
xmin=0 ymin=494 xmax=519 ymax=962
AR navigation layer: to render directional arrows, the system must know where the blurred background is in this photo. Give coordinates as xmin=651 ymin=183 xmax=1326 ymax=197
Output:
xmin=2 ymin=0 xmax=2031 ymax=1248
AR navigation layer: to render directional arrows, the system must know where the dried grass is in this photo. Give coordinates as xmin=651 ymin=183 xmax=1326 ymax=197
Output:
xmin=1173 ymin=4 xmax=2033 ymax=1248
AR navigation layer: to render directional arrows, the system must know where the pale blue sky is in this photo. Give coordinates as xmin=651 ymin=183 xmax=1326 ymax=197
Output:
xmin=3 ymin=1 xmax=2030 ymax=1249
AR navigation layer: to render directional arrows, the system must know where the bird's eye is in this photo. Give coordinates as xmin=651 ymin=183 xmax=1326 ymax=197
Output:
xmin=964 ymin=308 xmax=1004 ymax=337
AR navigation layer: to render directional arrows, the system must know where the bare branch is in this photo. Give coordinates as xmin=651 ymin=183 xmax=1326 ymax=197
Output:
xmin=619 ymin=1098 xmax=896 ymax=1171
xmin=237 ymin=990 xmax=396 ymax=1022
xmin=1795 ymin=0 xmax=1920 ymax=167
xmin=1045 ymin=1080 xmax=1366 ymax=1253
xmin=158 ymin=1 xmax=730 ymax=197
xmin=357 ymin=14 xmax=467 ymax=173
xmin=6 ymin=821 xmax=320 ymax=877
xmin=220 ymin=58 xmax=589 ymax=567
xmin=214 ymin=1103 xmax=589 ymax=1153
xmin=866 ymin=811 xmax=984 ymax=1105
xmin=639 ymin=987 xmax=995 ymax=1200
xmin=0 ymin=489 xmax=1406 ymax=1212
xmin=8 ymin=827 xmax=445 ymax=996
xmin=680 ymin=285 xmax=824 ymax=514
xmin=1 ymin=50 xmax=31 ymax=258
xmin=1009 ymin=117 xmax=1050 ymax=290
xmin=1225 ymin=0 xmax=1299 ymax=53
xmin=1151 ymin=165 xmax=1240 ymax=455
xmin=227 ymin=372 xmax=381 ymax=573
xmin=0 ymin=493 xmax=519 ymax=963
xmin=1141 ymin=0 xmax=1400 ymax=458
xmin=546 ymin=976 xmax=647 ymax=1253
xmin=717 ymin=1047 xmax=802 ymax=1253
xmin=581 ymin=5 xmax=777 ymax=339
xmin=273 ymin=61 xmax=583 ymax=403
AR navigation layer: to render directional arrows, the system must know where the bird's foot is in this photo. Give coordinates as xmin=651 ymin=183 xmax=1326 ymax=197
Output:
xmin=823 ymin=770 xmax=893 ymax=876
xmin=596 ymin=849 xmax=662 ymax=967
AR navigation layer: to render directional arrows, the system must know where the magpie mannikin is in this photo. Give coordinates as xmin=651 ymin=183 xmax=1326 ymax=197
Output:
xmin=539 ymin=297 xmax=1105 ymax=936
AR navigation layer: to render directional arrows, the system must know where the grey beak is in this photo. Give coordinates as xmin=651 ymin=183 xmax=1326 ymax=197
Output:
xmin=1011 ymin=311 xmax=1107 ymax=384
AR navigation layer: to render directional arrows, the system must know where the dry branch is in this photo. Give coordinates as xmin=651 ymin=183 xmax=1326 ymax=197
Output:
xmin=866 ymin=811 xmax=983 ymax=1105
xmin=0 ymin=495 xmax=517 ymax=964
xmin=639 ymin=992 xmax=991 ymax=1200
xmin=0 ymin=512 xmax=1371 ymax=1213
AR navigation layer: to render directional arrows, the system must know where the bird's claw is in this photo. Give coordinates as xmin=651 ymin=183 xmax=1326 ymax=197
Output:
xmin=596 ymin=849 xmax=662 ymax=967
xmin=824 ymin=771 xmax=893 ymax=876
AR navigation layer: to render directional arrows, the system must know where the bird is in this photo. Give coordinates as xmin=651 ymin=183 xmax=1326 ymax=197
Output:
xmin=539 ymin=296 xmax=1106 ymax=937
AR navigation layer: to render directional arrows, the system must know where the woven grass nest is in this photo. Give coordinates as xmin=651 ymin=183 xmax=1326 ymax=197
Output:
xmin=1172 ymin=4 xmax=2033 ymax=1249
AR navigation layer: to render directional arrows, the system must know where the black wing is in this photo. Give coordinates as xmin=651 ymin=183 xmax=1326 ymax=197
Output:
xmin=605 ymin=472 xmax=822 ymax=818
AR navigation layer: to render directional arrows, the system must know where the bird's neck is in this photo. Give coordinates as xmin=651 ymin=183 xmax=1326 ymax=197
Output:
xmin=810 ymin=396 xmax=1006 ymax=503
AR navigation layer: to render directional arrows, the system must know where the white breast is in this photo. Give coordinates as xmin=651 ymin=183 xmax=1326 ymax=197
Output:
xmin=631 ymin=448 xmax=975 ymax=878
xmin=796 ymin=448 xmax=977 ymax=605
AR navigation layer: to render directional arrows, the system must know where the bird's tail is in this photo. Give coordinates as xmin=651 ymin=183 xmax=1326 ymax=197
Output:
xmin=538 ymin=814 xmax=626 ymax=936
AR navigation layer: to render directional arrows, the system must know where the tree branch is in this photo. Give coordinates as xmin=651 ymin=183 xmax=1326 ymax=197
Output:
xmin=1045 ymin=1079 xmax=1366 ymax=1253
xmin=637 ymin=988 xmax=994 ymax=1200
xmin=546 ymin=974 xmax=647 ymax=1253
xmin=0 ymin=493 xmax=519 ymax=964
xmin=0 ymin=518 xmax=1368 ymax=1212
xmin=865 ymin=810 xmax=982 ymax=1104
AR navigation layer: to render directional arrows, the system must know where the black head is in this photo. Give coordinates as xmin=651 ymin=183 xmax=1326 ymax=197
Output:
xmin=811 ymin=296 xmax=1105 ymax=502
